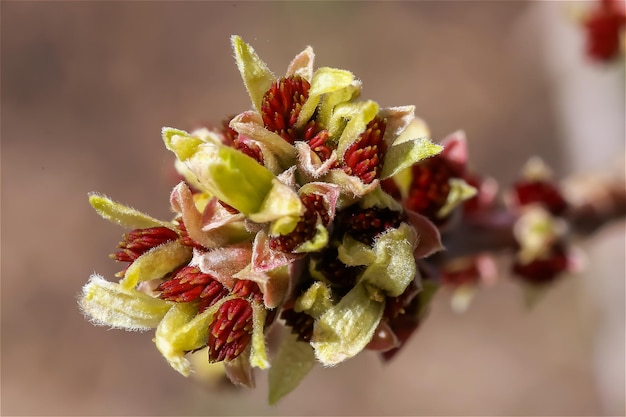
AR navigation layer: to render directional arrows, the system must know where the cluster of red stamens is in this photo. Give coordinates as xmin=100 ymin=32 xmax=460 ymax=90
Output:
xmin=111 ymin=221 xmax=265 ymax=363
xmin=280 ymin=308 xmax=314 ymax=342
xmin=112 ymin=227 xmax=179 ymax=263
xmin=311 ymin=246 xmax=361 ymax=291
xmin=175 ymin=220 xmax=208 ymax=251
xmin=383 ymin=279 xmax=420 ymax=320
xmin=261 ymin=76 xmax=310 ymax=144
xmin=512 ymin=243 xmax=569 ymax=284
xmin=269 ymin=194 xmax=329 ymax=252
xmin=111 ymin=226 xmax=181 ymax=276
xmin=380 ymin=294 xmax=422 ymax=361
xmin=157 ymin=265 xmax=230 ymax=309
xmin=339 ymin=206 xmax=407 ymax=246
xmin=221 ymin=116 xmax=264 ymax=165
xmin=232 ymin=279 xmax=264 ymax=304
xmin=342 ymin=117 xmax=388 ymax=184
xmin=208 ymin=298 xmax=254 ymax=362
xmin=583 ymin=0 xmax=626 ymax=62
xmin=303 ymin=120 xmax=334 ymax=161
xmin=156 ymin=267 xmax=263 ymax=361
xmin=512 ymin=179 xmax=568 ymax=216
xmin=511 ymin=171 xmax=571 ymax=284
xmin=401 ymin=155 xmax=456 ymax=222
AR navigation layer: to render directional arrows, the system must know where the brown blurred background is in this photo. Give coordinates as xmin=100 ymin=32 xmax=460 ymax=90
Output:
xmin=2 ymin=1 xmax=624 ymax=415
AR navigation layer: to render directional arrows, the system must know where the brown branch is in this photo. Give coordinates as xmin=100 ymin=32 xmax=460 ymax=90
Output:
xmin=429 ymin=172 xmax=626 ymax=267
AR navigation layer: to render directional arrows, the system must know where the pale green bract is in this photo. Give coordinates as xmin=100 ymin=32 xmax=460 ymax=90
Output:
xmin=268 ymin=330 xmax=317 ymax=405
xmin=231 ymin=35 xmax=275 ymax=112
xmin=311 ymin=282 xmax=385 ymax=366
xmin=120 ymin=241 xmax=192 ymax=289
xmin=88 ymin=193 xmax=173 ymax=230
xmin=80 ymin=275 xmax=173 ymax=331
xmin=163 ymin=128 xmax=304 ymax=222
xmin=154 ymin=297 xmax=235 ymax=376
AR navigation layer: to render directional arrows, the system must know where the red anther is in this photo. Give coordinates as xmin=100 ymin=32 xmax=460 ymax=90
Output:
xmin=198 ymin=281 xmax=230 ymax=313
xmin=218 ymin=200 xmax=241 ymax=215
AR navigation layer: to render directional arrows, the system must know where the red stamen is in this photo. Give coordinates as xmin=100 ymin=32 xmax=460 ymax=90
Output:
xmin=175 ymin=220 xmax=207 ymax=251
xmin=304 ymin=121 xmax=334 ymax=161
xmin=232 ymin=279 xmax=264 ymax=303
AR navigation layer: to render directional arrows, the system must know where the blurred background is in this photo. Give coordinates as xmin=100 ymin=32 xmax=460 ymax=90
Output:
xmin=2 ymin=1 xmax=624 ymax=415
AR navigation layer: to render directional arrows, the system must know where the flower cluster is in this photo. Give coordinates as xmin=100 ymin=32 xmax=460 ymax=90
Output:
xmin=578 ymin=0 xmax=626 ymax=62
xmin=79 ymin=36 xmax=579 ymax=403
xmin=507 ymin=158 xmax=578 ymax=295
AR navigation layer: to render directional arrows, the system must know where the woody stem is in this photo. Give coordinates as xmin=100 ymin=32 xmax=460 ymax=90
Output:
xmin=429 ymin=175 xmax=626 ymax=267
